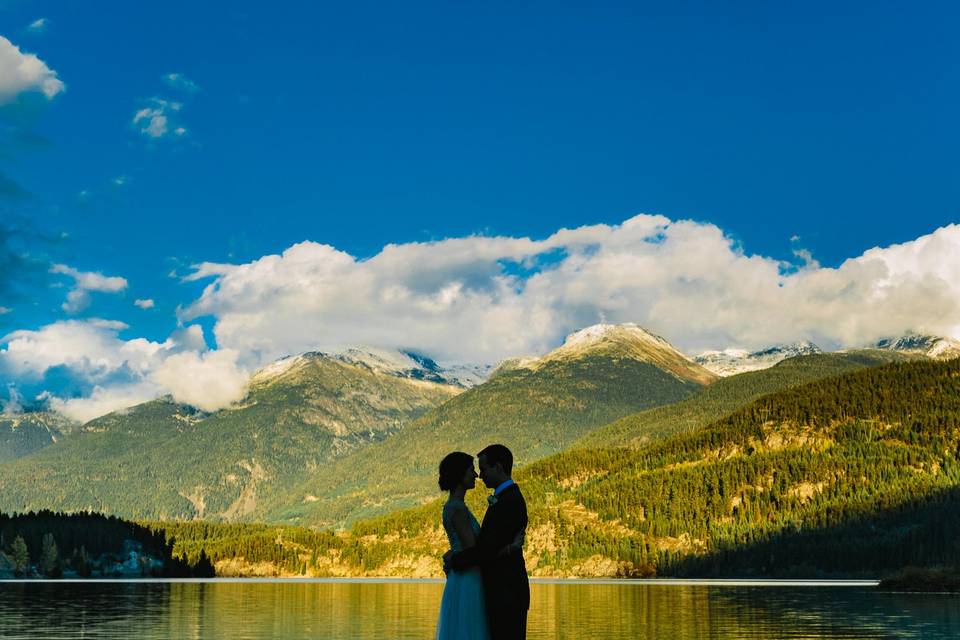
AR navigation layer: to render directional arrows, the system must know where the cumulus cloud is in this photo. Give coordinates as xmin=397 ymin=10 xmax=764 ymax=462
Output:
xmin=0 ymin=36 xmax=64 ymax=104
xmin=134 ymin=298 xmax=155 ymax=309
xmin=45 ymin=382 xmax=161 ymax=424
xmin=132 ymin=98 xmax=186 ymax=139
xmin=1 ymin=318 xmax=155 ymax=380
xmin=50 ymin=263 xmax=128 ymax=313
xmin=152 ymin=349 xmax=247 ymax=412
xmin=0 ymin=319 xmax=247 ymax=421
xmin=180 ymin=216 xmax=960 ymax=363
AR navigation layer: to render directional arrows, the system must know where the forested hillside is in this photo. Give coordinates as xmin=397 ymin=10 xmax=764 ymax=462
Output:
xmin=575 ymin=350 xmax=911 ymax=449
xmin=318 ymin=358 xmax=960 ymax=578
xmin=0 ymin=412 xmax=76 ymax=463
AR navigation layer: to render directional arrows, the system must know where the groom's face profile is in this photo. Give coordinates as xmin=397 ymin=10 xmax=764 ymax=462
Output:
xmin=477 ymin=454 xmax=501 ymax=489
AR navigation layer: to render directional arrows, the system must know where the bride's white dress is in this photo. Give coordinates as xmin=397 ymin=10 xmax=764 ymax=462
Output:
xmin=436 ymin=499 xmax=490 ymax=640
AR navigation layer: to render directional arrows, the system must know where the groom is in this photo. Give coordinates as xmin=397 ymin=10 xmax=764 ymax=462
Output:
xmin=447 ymin=443 xmax=529 ymax=639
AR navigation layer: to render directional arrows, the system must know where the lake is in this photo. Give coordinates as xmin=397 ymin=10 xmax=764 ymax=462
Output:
xmin=1 ymin=579 xmax=958 ymax=639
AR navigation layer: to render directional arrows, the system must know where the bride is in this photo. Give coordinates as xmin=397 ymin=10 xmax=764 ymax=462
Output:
xmin=436 ymin=451 xmax=490 ymax=640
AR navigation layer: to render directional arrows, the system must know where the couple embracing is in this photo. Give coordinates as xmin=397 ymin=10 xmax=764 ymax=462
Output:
xmin=436 ymin=444 xmax=529 ymax=640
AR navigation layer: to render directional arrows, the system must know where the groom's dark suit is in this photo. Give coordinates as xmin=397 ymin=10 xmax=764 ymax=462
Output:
xmin=449 ymin=483 xmax=529 ymax=640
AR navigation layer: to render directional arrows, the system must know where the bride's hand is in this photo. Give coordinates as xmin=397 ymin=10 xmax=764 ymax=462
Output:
xmin=498 ymin=531 xmax=525 ymax=557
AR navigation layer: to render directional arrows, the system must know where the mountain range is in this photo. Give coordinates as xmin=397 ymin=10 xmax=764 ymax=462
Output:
xmin=0 ymin=323 xmax=957 ymax=541
xmin=117 ymin=355 xmax=960 ymax=580
xmin=0 ymin=352 xmax=460 ymax=520
xmin=693 ymin=332 xmax=960 ymax=377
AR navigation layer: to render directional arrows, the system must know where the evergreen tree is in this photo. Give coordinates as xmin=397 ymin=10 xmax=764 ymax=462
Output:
xmin=192 ymin=550 xmax=215 ymax=577
xmin=76 ymin=546 xmax=92 ymax=578
xmin=40 ymin=533 xmax=59 ymax=577
xmin=10 ymin=535 xmax=29 ymax=576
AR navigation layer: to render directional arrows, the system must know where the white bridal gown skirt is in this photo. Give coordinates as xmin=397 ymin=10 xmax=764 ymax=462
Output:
xmin=436 ymin=567 xmax=491 ymax=640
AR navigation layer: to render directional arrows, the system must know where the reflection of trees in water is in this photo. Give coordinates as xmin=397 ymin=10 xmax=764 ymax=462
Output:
xmin=2 ymin=583 xmax=959 ymax=639
xmin=531 ymin=584 xmax=960 ymax=639
xmin=165 ymin=582 xmax=445 ymax=638
xmin=709 ymin=587 xmax=960 ymax=639
xmin=0 ymin=583 xmax=171 ymax=637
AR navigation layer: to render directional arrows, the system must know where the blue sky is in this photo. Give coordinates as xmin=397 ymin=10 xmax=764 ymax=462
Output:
xmin=1 ymin=1 xmax=959 ymax=418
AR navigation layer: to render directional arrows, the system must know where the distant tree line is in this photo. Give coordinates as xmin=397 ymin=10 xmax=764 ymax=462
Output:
xmin=0 ymin=511 xmax=212 ymax=577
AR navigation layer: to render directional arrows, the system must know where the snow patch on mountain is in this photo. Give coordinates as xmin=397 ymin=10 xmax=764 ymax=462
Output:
xmin=250 ymin=354 xmax=306 ymax=383
xmin=694 ymin=341 xmax=822 ymax=377
xmin=871 ymin=333 xmax=960 ymax=360
xmin=560 ymin=323 xmax=675 ymax=351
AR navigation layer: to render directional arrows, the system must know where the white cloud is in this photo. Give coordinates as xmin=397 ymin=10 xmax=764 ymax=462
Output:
xmin=152 ymin=349 xmax=248 ymax=412
xmin=0 ymin=306 xmax=11 ymax=315
xmin=2 ymin=384 xmax=23 ymax=415
xmin=8 ymin=216 xmax=960 ymax=422
xmin=1 ymin=319 xmax=156 ymax=380
xmin=26 ymin=18 xmax=48 ymax=34
xmin=0 ymin=36 xmax=64 ymax=103
xmin=180 ymin=217 xmax=960 ymax=363
xmin=162 ymin=72 xmax=199 ymax=93
xmin=46 ymin=382 xmax=161 ymax=424
xmin=0 ymin=319 xmax=246 ymax=421
xmin=50 ymin=264 xmax=128 ymax=313
xmin=133 ymin=98 xmax=183 ymax=139
xmin=134 ymin=298 xmax=155 ymax=309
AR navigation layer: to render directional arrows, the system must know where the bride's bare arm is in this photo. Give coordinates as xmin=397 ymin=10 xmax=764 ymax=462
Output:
xmin=450 ymin=507 xmax=477 ymax=549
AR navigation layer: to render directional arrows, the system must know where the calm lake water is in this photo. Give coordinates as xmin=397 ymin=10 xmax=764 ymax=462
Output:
xmin=1 ymin=580 xmax=958 ymax=639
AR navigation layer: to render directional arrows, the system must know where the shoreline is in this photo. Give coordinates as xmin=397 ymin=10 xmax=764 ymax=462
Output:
xmin=0 ymin=577 xmax=880 ymax=587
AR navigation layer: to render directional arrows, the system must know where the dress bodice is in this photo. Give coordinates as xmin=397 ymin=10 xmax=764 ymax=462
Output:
xmin=442 ymin=499 xmax=481 ymax=553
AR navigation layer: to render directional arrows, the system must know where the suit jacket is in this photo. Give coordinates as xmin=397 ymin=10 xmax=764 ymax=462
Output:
xmin=449 ymin=483 xmax=530 ymax=611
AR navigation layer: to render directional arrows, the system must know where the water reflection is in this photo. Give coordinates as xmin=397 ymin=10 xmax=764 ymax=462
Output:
xmin=0 ymin=582 xmax=958 ymax=639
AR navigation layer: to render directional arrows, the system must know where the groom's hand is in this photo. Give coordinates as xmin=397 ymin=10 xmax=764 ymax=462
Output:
xmin=442 ymin=550 xmax=453 ymax=574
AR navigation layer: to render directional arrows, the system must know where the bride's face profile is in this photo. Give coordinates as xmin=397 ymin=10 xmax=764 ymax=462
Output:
xmin=460 ymin=464 xmax=478 ymax=491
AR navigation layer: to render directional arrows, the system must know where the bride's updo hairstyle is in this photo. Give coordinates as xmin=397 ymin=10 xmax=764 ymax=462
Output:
xmin=438 ymin=451 xmax=473 ymax=491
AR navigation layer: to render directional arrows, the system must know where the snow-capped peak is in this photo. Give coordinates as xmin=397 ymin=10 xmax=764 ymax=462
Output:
xmin=494 ymin=322 xmax=716 ymax=386
xmin=251 ymin=347 xmax=492 ymax=388
xmin=560 ymin=323 xmax=673 ymax=351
